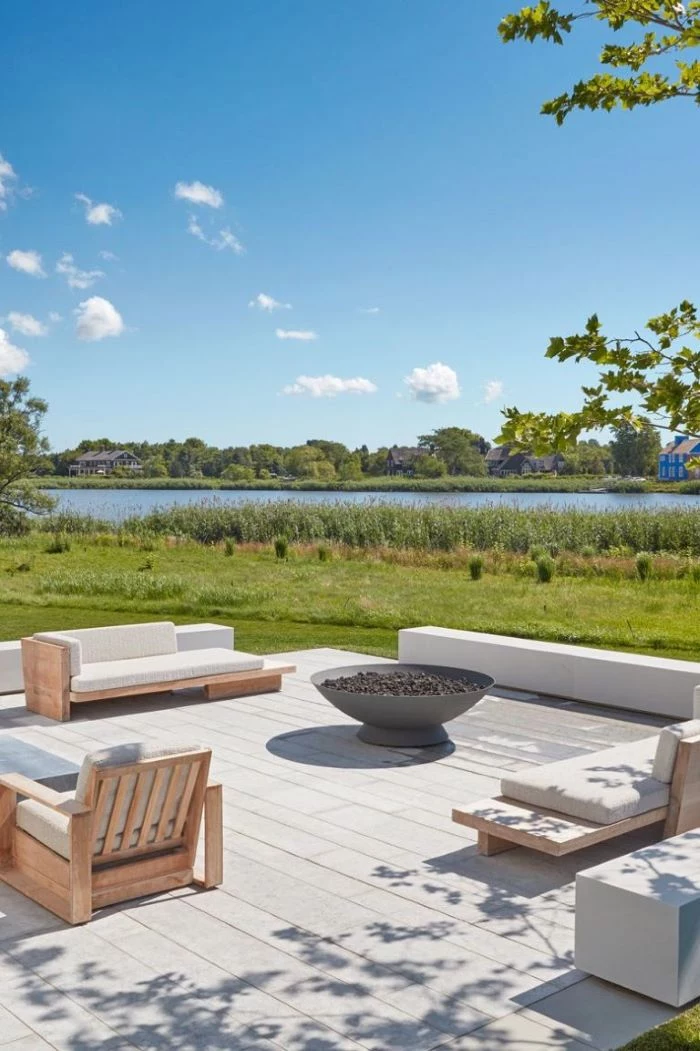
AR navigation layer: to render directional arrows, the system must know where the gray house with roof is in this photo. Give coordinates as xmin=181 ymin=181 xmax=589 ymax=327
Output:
xmin=69 ymin=450 xmax=142 ymax=477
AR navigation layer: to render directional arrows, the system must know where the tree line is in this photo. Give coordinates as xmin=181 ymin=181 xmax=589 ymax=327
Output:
xmin=45 ymin=423 xmax=662 ymax=480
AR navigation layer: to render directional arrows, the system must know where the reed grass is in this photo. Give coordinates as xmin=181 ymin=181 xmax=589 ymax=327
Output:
xmin=38 ymin=500 xmax=700 ymax=555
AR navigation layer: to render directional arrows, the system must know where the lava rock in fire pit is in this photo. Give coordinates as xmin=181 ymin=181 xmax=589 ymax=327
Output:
xmin=321 ymin=670 xmax=485 ymax=697
xmin=311 ymin=662 xmax=495 ymax=747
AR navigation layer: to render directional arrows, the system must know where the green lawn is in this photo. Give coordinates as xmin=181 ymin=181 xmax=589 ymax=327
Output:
xmin=617 ymin=1008 xmax=700 ymax=1049
xmin=1 ymin=534 xmax=698 ymax=660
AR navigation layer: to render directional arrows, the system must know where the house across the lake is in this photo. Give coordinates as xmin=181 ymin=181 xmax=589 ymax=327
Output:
xmin=658 ymin=436 xmax=700 ymax=481
xmin=386 ymin=446 xmax=420 ymax=476
xmin=69 ymin=450 xmax=143 ymax=477
xmin=485 ymin=445 xmax=565 ymax=477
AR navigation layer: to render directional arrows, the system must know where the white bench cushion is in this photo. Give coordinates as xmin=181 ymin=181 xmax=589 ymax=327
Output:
xmin=16 ymin=793 xmax=72 ymax=860
xmin=70 ymin=647 xmax=263 ymax=693
xmin=501 ymin=737 xmax=668 ymax=825
xmin=652 ymin=720 xmax=700 ymax=783
xmin=35 ymin=621 xmax=178 ymax=675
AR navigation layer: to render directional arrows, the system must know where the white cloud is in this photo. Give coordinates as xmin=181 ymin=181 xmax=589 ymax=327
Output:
xmin=275 ymin=328 xmax=317 ymax=341
xmin=0 ymin=154 xmax=18 ymax=212
xmin=98 ymin=250 xmax=118 ymax=261
xmin=175 ymin=181 xmax=223 ymax=208
xmin=0 ymin=329 xmax=30 ymax=374
xmin=56 ymin=252 xmax=104 ymax=289
xmin=483 ymin=379 xmax=504 ymax=404
xmin=404 ymin=362 xmax=461 ymax=404
xmin=249 ymin=292 xmax=291 ymax=312
xmin=187 ymin=215 xmax=244 ymax=253
xmin=6 ymin=249 xmax=45 ymax=277
xmin=75 ymin=193 xmax=122 ymax=226
xmin=358 ymin=306 xmax=380 ymax=315
xmin=74 ymin=296 xmax=124 ymax=341
xmin=282 ymin=374 xmax=377 ymax=397
xmin=6 ymin=312 xmax=47 ymax=337
xmin=48 ymin=311 xmax=63 ymax=323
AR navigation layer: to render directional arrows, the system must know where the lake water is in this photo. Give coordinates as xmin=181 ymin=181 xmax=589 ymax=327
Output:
xmin=45 ymin=487 xmax=700 ymax=521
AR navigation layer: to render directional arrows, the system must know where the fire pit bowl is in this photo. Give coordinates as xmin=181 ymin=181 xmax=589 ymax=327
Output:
xmin=310 ymin=663 xmax=495 ymax=747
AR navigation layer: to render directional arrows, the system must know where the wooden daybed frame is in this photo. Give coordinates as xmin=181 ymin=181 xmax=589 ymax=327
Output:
xmin=452 ymin=734 xmax=700 ymax=857
xmin=22 ymin=636 xmax=295 ymax=722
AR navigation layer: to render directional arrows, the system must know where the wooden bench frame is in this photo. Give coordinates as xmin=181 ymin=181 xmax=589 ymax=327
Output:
xmin=21 ymin=637 xmax=295 ymax=722
xmin=0 ymin=748 xmax=222 ymax=924
xmin=452 ymin=734 xmax=700 ymax=858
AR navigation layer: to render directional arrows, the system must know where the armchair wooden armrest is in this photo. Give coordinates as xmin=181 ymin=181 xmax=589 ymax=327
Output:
xmin=0 ymin=773 xmax=90 ymax=815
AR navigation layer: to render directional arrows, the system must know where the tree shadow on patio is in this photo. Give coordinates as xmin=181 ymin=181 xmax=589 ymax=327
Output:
xmin=266 ymin=724 xmax=454 ymax=769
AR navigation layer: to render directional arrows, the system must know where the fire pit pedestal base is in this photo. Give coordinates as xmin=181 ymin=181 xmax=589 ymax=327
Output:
xmin=310 ymin=663 xmax=495 ymax=748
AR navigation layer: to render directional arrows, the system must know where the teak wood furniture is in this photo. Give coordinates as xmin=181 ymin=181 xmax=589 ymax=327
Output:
xmin=21 ymin=622 xmax=295 ymax=721
xmin=0 ymin=743 xmax=222 ymax=924
xmin=453 ymin=729 xmax=700 ymax=858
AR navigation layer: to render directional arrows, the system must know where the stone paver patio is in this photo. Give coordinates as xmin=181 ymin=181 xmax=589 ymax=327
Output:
xmin=0 ymin=647 xmax=687 ymax=1050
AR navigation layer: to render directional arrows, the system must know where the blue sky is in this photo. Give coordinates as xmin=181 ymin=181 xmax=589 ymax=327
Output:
xmin=1 ymin=1 xmax=697 ymax=451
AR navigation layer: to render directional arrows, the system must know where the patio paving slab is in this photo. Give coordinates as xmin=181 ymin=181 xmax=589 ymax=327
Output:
xmin=0 ymin=646 xmax=679 ymax=1050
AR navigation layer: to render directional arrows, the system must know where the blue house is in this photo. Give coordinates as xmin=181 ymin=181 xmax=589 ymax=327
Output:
xmin=658 ymin=436 xmax=700 ymax=481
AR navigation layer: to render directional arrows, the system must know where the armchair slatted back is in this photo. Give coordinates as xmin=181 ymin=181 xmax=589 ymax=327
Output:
xmin=76 ymin=745 xmax=211 ymax=865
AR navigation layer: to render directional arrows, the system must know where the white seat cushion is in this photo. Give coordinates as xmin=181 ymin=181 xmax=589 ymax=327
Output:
xmin=501 ymin=737 xmax=669 ymax=826
xmin=652 ymin=720 xmax=700 ymax=783
xmin=70 ymin=647 xmax=263 ymax=693
xmin=16 ymin=793 xmax=73 ymax=860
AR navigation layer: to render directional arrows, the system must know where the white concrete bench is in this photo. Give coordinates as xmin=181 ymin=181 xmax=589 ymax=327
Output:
xmin=399 ymin=626 xmax=700 ymax=719
xmin=576 ymin=829 xmax=700 ymax=1005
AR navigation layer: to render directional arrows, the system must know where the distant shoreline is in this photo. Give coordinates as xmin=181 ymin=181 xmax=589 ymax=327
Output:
xmin=29 ymin=475 xmax=698 ymax=495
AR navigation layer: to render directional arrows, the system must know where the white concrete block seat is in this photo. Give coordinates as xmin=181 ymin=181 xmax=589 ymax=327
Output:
xmin=576 ymin=830 xmax=700 ymax=1006
xmin=453 ymin=720 xmax=700 ymax=857
xmin=21 ymin=621 xmax=295 ymax=722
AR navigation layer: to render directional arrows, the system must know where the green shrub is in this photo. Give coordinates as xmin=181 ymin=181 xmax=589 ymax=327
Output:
xmin=274 ymin=535 xmax=289 ymax=560
xmin=45 ymin=533 xmax=71 ymax=554
xmin=317 ymin=544 xmax=331 ymax=562
xmin=468 ymin=554 xmax=484 ymax=581
xmin=535 ymin=554 xmax=555 ymax=583
xmin=636 ymin=552 xmax=653 ymax=582
xmin=580 ymin=545 xmax=596 ymax=558
xmin=529 ymin=544 xmax=548 ymax=562
xmin=224 ymin=538 xmax=236 ymax=557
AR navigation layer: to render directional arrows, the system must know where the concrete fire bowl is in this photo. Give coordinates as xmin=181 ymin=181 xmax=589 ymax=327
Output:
xmin=310 ymin=662 xmax=495 ymax=747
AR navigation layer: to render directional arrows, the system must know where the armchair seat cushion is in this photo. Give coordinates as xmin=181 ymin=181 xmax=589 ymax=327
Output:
xmin=500 ymin=737 xmax=669 ymax=825
xmin=16 ymin=794 xmax=73 ymax=860
xmin=70 ymin=648 xmax=264 ymax=694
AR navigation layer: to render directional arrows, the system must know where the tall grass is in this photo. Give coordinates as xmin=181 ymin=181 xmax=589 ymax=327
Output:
xmin=37 ymin=499 xmax=700 ymax=554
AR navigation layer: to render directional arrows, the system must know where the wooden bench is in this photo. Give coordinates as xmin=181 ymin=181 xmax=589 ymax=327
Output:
xmin=21 ymin=622 xmax=295 ymax=721
xmin=453 ymin=734 xmax=700 ymax=857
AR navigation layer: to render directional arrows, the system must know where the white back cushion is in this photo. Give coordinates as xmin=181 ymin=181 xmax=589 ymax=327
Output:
xmin=652 ymin=719 xmax=700 ymax=783
xmin=34 ymin=631 xmax=83 ymax=675
xmin=35 ymin=621 xmax=177 ymax=675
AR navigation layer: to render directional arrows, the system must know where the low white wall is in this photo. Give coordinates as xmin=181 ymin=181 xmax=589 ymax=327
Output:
xmin=0 ymin=622 xmax=235 ymax=696
xmin=399 ymin=626 xmax=700 ymax=719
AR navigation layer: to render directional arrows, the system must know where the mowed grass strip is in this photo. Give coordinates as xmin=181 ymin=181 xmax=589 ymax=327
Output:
xmin=1 ymin=535 xmax=698 ymax=660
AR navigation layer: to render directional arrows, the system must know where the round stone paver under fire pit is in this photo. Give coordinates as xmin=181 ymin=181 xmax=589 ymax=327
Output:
xmin=310 ymin=663 xmax=495 ymax=747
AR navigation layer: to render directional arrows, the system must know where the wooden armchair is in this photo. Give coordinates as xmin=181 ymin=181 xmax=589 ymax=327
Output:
xmin=0 ymin=743 xmax=223 ymax=924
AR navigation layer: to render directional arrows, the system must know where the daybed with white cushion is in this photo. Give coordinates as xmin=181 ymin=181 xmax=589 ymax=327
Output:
xmin=22 ymin=621 xmax=294 ymax=721
xmin=452 ymin=719 xmax=700 ymax=856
